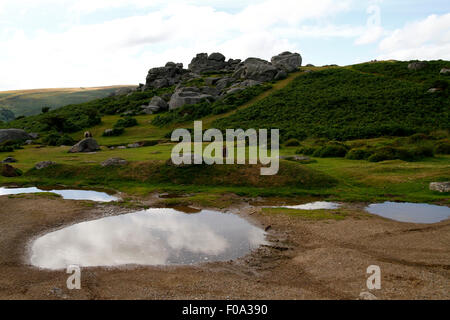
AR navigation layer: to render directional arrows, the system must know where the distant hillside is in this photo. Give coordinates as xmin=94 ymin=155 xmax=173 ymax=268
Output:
xmin=0 ymin=85 xmax=136 ymax=117
xmin=214 ymin=61 xmax=450 ymax=141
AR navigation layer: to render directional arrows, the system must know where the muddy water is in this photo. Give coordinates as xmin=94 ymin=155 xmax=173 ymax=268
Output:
xmin=0 ymin=187 xmax=118 ymax=202
xmin=30 ymin=208 xmax=267 ymax=270
xmin=366 ymin=202 xmax=450 ymax=224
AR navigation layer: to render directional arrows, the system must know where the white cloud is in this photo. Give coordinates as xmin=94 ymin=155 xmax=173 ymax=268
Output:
xmin=0 ymin=0 xmax=355 ymax=90
xmin=377 ymin=13 xmax=450 ymax=61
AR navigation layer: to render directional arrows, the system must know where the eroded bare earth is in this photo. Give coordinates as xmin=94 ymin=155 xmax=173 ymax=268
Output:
xmin=0 ymin=195 xmax=448 ymax=300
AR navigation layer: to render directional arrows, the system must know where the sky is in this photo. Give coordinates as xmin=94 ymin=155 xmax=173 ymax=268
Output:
xmin=0 ymin=0 xmax=449 ymax=91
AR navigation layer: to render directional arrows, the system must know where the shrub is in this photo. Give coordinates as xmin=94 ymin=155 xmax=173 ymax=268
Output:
xmin=295 ymin=146 xmax=318 ymax=156
xmin=346 ymin=148 xmax=373 ymax=160
xmin=312 ymin=142 xmax=349 ymax=158
xmin=43 ymin=133 xmax=75 ymax=146
xmin=115 ymin=117 xmax=137 ymax=128
xmin=435 ymin=140 xmax=450 ymax=154
xmin=407 ymin=133 xmax=430 ymax=143
xmin=284 ymin=139 xmax=301 ymax=147
xmin=368 ymin=146 xmax=398 ymax=162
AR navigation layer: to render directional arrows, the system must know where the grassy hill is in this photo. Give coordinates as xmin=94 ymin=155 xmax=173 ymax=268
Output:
xmin=214 ymin=61 xmax=450 ymax=141
xmin=0 ymin=85 xmax=135 ymax=117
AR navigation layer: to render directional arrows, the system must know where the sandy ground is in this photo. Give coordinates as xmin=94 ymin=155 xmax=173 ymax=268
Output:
xmin=0 ymin=194 xmax=448 ymax=300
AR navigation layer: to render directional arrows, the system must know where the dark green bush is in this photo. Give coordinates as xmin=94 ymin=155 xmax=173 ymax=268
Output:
xmin=295 ymin=146 xmax=318 ymax=156
xmin=435 ymin=140 xmax=450 ymax=154
xmin=43 ymin=133 xmax=75 ymax=146
xmin=284 ymin=139 xmax=301 ymax=147
xmin=313 ymin=144 xmax=348 ymax=158
xmin=115 ymin=117 xmax=137 ymax=128
xmin=346 ymin=148 xmax=373 ymax=160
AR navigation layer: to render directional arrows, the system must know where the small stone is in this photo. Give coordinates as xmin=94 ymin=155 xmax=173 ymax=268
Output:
xmin=101 ymin=158 xmax=128 ymax=167
xmin=35 ymin=161 xmax=56 ymax=170
xmin=430 ymin=182 xmax=450 ymax=193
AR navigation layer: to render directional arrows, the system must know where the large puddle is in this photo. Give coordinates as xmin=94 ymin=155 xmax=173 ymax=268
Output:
xmin=366 ymin=202 xmax=450 ymax=224
xmin=30 ymin=208 xmax=267 ymax=270
xmin=273 ymin=201 xmax=340 ymax=210
xmin=0 ymin=187 xmax=118 ymax=202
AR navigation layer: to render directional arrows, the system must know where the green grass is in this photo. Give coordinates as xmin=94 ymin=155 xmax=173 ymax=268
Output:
xmin=214 ymin=62 xmax=450 ymax=141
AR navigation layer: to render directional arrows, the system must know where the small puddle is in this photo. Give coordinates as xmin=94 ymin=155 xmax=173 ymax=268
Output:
xmin=273 ymin=201 xmax=340 ymax=210
xmin=366 ymin=202 xmax=450 ymax=224
xmin=0 ymin=187 xmax=118 ymax=202
xmin=30 ymin=208 xmax=267 ymax=270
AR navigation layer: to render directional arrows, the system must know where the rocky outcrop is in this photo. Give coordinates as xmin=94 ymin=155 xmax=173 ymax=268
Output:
xmin=430 ymin=182 xmax=450 ymax=193
xmin=188 ymin=53 xmax=240 ymax=74
xmin=0 ymin=129 xmax=32 ymax=144
xmin=35 ymin=161 xmax=56 ymax=170
xmin=1 ymin=164 xmax=22 ymax=177
xmin=141 ymin=96 xmax=169 ymax=114
xmin=169 ymin=87 xmax=216 ymax=110
xmin=145 ymin=62 xmax=192 ymax=89
xmin=101 ymin=158 xmax=128 ymax=167
xmin=271 ymin=51 xmax=302 ymax=72
xmin=226 ymin=80 xmax=262 ymax=95
xmin=233 ymin=58 xmax=279 ymax=82
xmin=69 ymin=138 xmax=100 ymax=153
xmin=408 ymin=61 xmax=427 ymax=71
xmin=440 ymin=68 xmax=450 ymax=75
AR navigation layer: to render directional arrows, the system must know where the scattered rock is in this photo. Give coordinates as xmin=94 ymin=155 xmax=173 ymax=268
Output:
xmin=117 ymin=146 xmax=127 ymax=149
xmin=101 ymin=158 xmax=128 ymax=167
xmin=2 ymin=157 xmax=17 ymax=163
xmin=127 ymin=143 xmax=141 ymax=148
xmin=103 ymin=129 xmax=114 ymax=136
xmin=205 ymin=77 xmax=221 ymax=86
xmin=25 ymin=140 xmax=33 ymax=145
xmin=69 ymin=138 xmax=100 ymax=153
xmin=29 ymin=132 xmax=39 ymax=139
xmin=408 ymin=61 xmax=427 ymax=71
xmin=440 ymin=68 xmax=450 ymax=75
xmin=0 ymin=129 xmax=32 ymax=144
xmin=233 ymin=58 xmax=279 ymax=82
xmin=35 ymin=161 xmax=56 ymax=170
xmin=430 ymin=182 xmax=450 ymax=193
xmin=149 ymin=96 xmax=168 ymax=110
xmin=226 ymin=80 xmax=262 ymax=94
xmin=1 ymin=164 xmax=22 ymax=177
xmin=427 ymin=88 xmax=442 ymax=93
xmin=271 ymin=51 xmax=302 ymax=73
xmin=169 ymin=87 xmax=215 ymax=110
xmin=280 ymin=155 xmax=311 ymax=161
